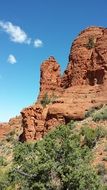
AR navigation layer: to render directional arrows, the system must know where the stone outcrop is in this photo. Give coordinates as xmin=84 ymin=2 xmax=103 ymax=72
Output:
xmin=44 ymin=84 xmax=107 ymax=132
xmin=61 ymin=26 xmax=107 ymax=88
xmin=38 ymin=56 xmax=63 ymax=101
xmin=0 ymin=116 xmax=22 ymax=140
xmin=20 ymin=26 xmax=107 ymax=141
xmin=20 ymin=104 xmax=47 ymax=141
xmin=2 ymin=26 xmax=107 ymax=142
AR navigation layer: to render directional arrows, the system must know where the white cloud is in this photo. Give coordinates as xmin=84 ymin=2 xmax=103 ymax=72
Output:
xmin=34 ymin=39 xmax=43 ymax=48
xmin=7 ymin=54 xmax=17 ymax=64
xmin=0 ymin=21 xmax=31 ymax=44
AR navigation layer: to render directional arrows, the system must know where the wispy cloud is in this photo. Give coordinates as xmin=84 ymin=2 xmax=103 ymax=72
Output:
xmin=34 ymin=39 xmax=43 ymax=48
xmin=0 ymin=20 xmax=44 ymax=48
xmin=7 ymin=54 xmax=17 ymax=64
xmin=0 ymin=21 xmax=31 ymax=44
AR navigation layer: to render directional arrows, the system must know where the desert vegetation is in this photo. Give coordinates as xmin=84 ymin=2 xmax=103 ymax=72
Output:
xmin=41 ymin=92 xmax=57 ymax=108
xmin=0 ymin=106 xmax=107 ymax=189
xmin=86 ymin=36 xmax=95 ymax=49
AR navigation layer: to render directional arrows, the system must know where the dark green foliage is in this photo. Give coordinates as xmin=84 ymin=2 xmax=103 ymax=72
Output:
xmin=13 ymin=142 xmax=35 ymax=164
xmin=86 ymin=36 xmax=95 ymax=49
xmin=7 ymin=122 xmax=102 ymax=190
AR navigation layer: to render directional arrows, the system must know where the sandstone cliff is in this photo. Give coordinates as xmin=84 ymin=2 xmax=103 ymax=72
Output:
xmin=20 ymin=26 xmax=107 ymax=141
xmin=61 ymin=26 xmax=107 ymax=87
xmin=1 ymin=26 xmax=107 ymax=142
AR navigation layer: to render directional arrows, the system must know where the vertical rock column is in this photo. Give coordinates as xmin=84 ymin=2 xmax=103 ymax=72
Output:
xmin=20 ymin=104 xmax=45 ymax=141
xmin=38 ymin=56 xmax=63 ymax=101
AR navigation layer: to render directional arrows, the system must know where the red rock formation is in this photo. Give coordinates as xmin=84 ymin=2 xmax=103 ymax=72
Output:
xmin=61 ymin=26 xmax=107 ymax=88
xmin=20 ymin=104 xmax=48 ymax=141
xmin=38 ymin=56 xmax=63 ymax=101
xmin=44 ymin=84 xmax=107 ymax=133
xmin=0 ymin=116 xmax=22 ymax=140
xmin=17 ymin=26 xmax=107 ymax=141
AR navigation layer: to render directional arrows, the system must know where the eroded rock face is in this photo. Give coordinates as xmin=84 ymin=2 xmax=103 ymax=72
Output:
xmin=38 ymin=56 xmax=63 ymax=101
xmin=0 ymin=116 xmax=22 ymax=140
xmin=19 ymin=26 xmax=107 ymax=141
xmin=20 ymin=104 xmax=49 ymax=141
xmin=44 ymin=84 xmax=107 ymax=133
xmin=61 ymin=26 xmax=107 ymax=88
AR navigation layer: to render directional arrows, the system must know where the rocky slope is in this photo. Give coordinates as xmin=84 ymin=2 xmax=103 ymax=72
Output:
xmin=0 ymin=116 xmax=22 ymax=140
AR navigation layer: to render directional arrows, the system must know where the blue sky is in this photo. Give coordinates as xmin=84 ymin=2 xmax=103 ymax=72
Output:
xmin=0 ymin=0 xmax=107 ymax=122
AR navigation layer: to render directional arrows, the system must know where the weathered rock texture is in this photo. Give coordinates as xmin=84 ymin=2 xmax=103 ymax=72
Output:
xmin=20 ymin=104 xmax=47 ymax=141
xmin=38 ymin=56 xmax=63 ymax=100
xmin=1 ymin=26 xmax=107 ymax=142
xmin=0 ymin=116 xmax=22 ymax=140
xmin=61 ymin=26 xmax=107 ymax=88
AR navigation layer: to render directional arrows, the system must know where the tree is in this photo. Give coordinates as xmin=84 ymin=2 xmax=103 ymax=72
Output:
xmin=8 ymin=122 xmax=102 ymax=189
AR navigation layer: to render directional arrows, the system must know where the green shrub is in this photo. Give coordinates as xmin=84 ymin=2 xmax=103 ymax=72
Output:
xmin=40 ymin=92 xmax=51 ymax=107
xmin=95 ymin=126 xmax=107 ymax=139
xmin=40 ymin=92 xmax=58 ymax=108
xmin=97 ymin=163 xmax=107 ymax=176
xmin=86 ymin=36 xmax=95 ymax=49
xmin=96 ymin=163 xmax=107 ymax=189
xmin=81 ymin=126 xmax=106 ymax=148
xmin=5 ymin=130 xmax=15 ymax=142
xmin=0 ymin=177 xmax=7 ymax=190
xmin=85 ymin=104 xmax=103 ymax=118
xmin=0 ymin=169 xmax=10 ymax=190
xmin=8 ymin=123 xmax=102 ymax=190
xmin=92 ymin=106 xmax=107 ymax=121
xmin=81 ymin=126 xmax=97 ymax=148
xmin=85 ymin=107 xmax=96 ymax=118
xmin=13 ymin=142 xmax=34 ymax=164
xmin=0 ymin=156 xmax=7 ymax=166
